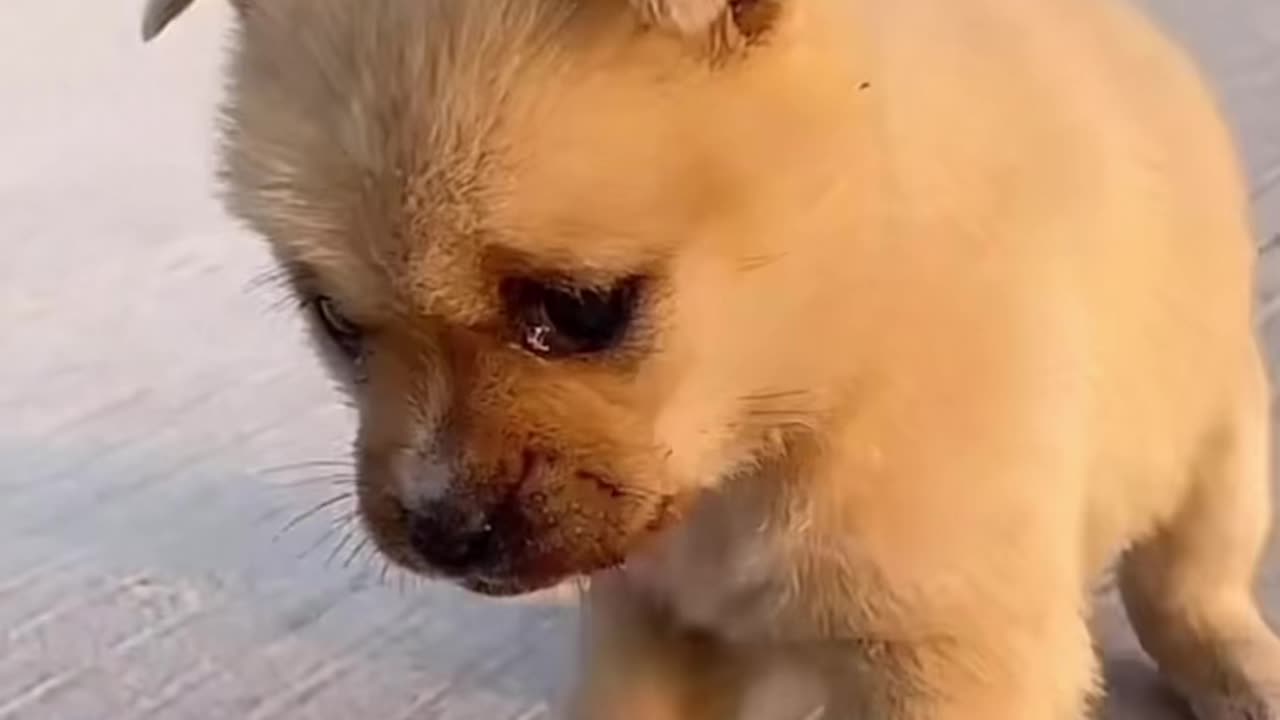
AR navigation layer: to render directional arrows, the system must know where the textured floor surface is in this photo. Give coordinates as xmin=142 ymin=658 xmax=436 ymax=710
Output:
xmin=1 ymin=1 xmax=1278 ymax=718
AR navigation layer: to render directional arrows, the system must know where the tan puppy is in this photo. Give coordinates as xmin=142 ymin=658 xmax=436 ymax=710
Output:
xmin=146 ymin=0 xmax=1278 ymax=717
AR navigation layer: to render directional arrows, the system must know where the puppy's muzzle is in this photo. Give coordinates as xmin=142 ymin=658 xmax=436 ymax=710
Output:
xmin=367 ymin=445 xmax=689 ymax=596
xmin=388 ymin=448 xmax=572 ymax=594
xmin=403 ymin=497 xmax=522 ymax=579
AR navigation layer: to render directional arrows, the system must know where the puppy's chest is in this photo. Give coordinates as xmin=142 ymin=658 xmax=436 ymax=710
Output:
xmin=625 ymin=489 xmax=823 ymax=643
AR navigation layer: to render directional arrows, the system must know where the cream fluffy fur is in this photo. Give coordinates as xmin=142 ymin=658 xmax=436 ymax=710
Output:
xmin=146 ymin=0 xmax=1277 ymax=718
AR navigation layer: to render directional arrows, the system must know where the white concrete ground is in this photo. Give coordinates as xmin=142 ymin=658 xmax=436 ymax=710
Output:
xmin=1 ymin=1 xmax=1277 ymax=718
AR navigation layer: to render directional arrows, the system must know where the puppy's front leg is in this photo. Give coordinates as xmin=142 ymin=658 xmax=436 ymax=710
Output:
xmin=568 ymin=573 xmax=745 ymax=720
xmin=817 ymin=621 xmax=1097 ymax=720
xmin=1119 ymin=370 xmax=1280 ymax=720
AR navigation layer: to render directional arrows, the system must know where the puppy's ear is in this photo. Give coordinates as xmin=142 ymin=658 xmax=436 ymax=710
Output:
xmin=141 ymin=0 xmax=247 ymax=42
xmin=628 ymin=0 xmax=782 ymax=47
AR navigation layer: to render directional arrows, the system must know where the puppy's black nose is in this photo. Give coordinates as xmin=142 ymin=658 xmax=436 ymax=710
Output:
xmin=405 ymin=503 xmax=498 ymax=577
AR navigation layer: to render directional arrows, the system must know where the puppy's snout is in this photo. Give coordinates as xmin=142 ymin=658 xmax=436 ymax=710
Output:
xmin=405 ymin=502 xmax=499 ymax=577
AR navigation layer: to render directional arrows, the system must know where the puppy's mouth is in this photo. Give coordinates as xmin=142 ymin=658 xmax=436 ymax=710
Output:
xmin=458 ymin=570 xmax=579 ymax=598
xmin=358 ymin=455 xmax=691 ymax=597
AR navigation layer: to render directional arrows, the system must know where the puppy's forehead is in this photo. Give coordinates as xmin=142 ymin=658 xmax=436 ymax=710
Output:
xmin=221 ymin=0 xmax=714 ymax=322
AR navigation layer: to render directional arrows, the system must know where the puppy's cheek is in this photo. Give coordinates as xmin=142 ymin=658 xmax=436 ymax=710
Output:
xmin=646 ymin=254 xmax=771 ymax=490
xmin=651 ymin=389 xmax=739 ymax=490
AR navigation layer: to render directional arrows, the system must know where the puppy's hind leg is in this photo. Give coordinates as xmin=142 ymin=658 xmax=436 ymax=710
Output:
xmin=1120 ymin=360 xmax=1280 ymax=720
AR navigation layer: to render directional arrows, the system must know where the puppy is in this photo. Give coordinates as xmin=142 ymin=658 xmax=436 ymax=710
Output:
xmin=146 ymin=0 xmax=1279 ymax=717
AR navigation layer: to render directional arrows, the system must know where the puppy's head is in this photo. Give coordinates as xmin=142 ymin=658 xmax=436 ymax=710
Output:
xmin=148 ymin=0 xmax=871 ymax=595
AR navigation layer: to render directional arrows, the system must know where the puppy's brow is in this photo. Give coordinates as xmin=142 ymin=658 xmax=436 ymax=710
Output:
xmin=481 ymin=243 xmax=658 ymax=286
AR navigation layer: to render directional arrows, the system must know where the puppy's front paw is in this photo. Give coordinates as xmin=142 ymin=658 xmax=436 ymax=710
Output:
xmin=1180 ymin=637 xmax=1280 ymax=720
xmin=1189 ymin=692 xmax=1279 ymax=720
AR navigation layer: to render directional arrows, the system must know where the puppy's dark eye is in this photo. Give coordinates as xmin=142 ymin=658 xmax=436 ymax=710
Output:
xmin=312 ymin=295 xmax=363 ymax=359
xmin=504 ymin=278 xmax=640 ymax=357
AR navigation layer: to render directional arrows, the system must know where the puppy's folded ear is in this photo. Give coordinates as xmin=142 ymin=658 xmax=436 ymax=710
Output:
xmin=141 ymin=0 xmax=247 ymax=42
xmin=628 ymin=0 xmax=782 ymax=47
